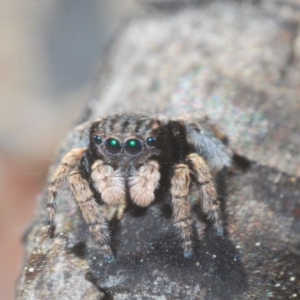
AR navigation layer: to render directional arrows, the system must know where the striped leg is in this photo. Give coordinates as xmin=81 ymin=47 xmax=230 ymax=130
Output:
xmin=187 ymin=153 xmax=223 ymax=236
xmin=46 ymin=148 xmax=86 ymax=225
xmin=69 ymin=170 xmax=114 ymax=262
xmin=171 ymin=164 xmax=194 ymax=258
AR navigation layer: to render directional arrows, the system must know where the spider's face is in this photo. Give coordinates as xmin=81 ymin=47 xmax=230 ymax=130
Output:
xmin=89 ymin=114 xmax=161 ymax=165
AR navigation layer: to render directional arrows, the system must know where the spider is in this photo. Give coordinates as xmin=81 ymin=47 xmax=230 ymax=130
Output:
xmin=46 ymin=114 xmax=231 ymax=262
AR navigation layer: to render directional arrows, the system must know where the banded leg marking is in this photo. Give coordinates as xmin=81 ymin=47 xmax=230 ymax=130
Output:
xmin=187 ymin=153 xmax=223 ymax=235
xmin=171 ymin=164 xmax=194 ymax=258
xmin=69 ymin=170 xmax=114 ymax=261
xmin=46 ymin=148 xmax=86 ymax=224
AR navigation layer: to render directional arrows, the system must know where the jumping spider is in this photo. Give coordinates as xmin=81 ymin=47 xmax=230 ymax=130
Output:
xmin=46 ymin=114 xmax=231 ymax=262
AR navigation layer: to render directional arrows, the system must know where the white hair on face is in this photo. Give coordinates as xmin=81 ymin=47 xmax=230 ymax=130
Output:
xmin=185 ymin=124 xmax=232 ymax=172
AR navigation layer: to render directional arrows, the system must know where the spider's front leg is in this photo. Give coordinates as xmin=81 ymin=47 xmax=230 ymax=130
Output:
xmin=47 ymin=148 xmax=87 ymax=224
xmin=171 ymin=164 xmax=194 ymax=258
xmin=187 ymin=153 xmax=223 ymax=236
xmin=73 ymin=158 xmax=126 ymax=262
xmin=69 ymin=166 xmax=115 ymax=263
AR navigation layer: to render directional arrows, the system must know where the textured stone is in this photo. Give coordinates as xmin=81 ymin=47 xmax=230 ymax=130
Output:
xmin=89 ymin=0 xmax=300 ymax=175
xmin=86 ymin=162 xmax=300 ymax=299
xmin=16 ymin=1 xmax=300 ymax=299
xmin=16 ymin=227 xmax=104 ymax=300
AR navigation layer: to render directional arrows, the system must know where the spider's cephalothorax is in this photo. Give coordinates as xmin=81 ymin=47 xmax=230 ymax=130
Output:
xmin=46 ymin=114 xmax=231 ymax=262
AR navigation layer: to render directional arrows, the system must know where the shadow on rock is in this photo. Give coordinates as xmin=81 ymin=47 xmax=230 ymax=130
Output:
xmin=86 ymin=204 xmax=247 ymax=299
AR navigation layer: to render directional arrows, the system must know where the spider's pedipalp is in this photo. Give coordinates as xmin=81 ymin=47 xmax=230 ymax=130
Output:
xmin=91 ymin=160 xmax=126 ymax=206
xmin=171 ymin=163 xmax=194 ymax=258
xmin=46 ymin=148 xmax=87 ymax=225
xmin=69 ymin=170 xmax=114 ymax=262
xmin=129 ymin=160 xmax=160 ymax=207
xmin=187 ymin=153 xmax=223 ymax=235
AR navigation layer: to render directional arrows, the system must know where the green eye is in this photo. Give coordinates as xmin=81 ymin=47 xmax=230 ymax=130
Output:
xmin=124 ymin=139 xmax=143 ymax=155
xmin=105 ymin=138 xmax=121 ymax=154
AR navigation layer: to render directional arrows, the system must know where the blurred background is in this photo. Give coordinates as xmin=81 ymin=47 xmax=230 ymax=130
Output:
xmin=0 ymin=1 xmax=135 ymax=299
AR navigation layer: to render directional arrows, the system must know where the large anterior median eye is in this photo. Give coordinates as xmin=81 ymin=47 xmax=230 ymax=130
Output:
xmin=124 ymin=139 xmax=143 ymax=155
xmin=105 ymin=138 xmax=122 ymax=154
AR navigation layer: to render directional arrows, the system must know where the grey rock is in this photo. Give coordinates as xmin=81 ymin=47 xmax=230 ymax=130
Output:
xmin=16 ymin=228 xmax=104 ymax=300
xmin=86 ymin=162 xmax=300 ymax=299
xmin=89 ymin=0 xmax=300 ymax=175
xmin=16 ymin=1 xmax=300 ymax=299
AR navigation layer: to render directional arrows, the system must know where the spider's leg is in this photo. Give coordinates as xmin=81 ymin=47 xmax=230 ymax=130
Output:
xmin=46 ymin=148 xmax=86 ymax=225
xmin=69 ymin=169 xmax=114 ymax=262
xmin=171 ymin=163 xmax=194 ymax=258
xmin=91 ymin=160 xmax=126 ymax=206
xmin=128 ymin=160 xmax=160 ymax=207
xmin=187 ymin=153 xmax=223 ymax=236
xmin=182 ymin=120 xmax=232 ymax=173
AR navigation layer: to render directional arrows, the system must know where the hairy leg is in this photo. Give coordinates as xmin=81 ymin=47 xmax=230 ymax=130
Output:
xmin=171 ymin=163 xmax=194 ymax=258
xmin=46 ymin=148 xmax=86 ymax=224
xmin=187 ymin=153 xmax=223 ymax=235
xmin=128 ymin=160 xmax=160 ymax=207
xmin=69 ymin=170 xmax=114 ymax=262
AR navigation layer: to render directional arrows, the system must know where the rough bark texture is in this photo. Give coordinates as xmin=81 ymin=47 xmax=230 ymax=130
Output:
xmin=16 ymin=1 xmax=300 ymax=299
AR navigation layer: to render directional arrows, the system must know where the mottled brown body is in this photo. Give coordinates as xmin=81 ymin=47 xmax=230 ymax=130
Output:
xmin=46 ymin=114 xmax=231 ymax=261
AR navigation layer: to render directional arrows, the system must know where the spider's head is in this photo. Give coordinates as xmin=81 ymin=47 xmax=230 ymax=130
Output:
xmin=89 ymin=114 xmax=162 ymax=166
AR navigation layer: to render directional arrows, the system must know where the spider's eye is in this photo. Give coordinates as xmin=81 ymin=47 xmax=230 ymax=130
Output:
xmin=93 ymin=135 xmax=102 ymax=145
xmin=146 ymin=137 xmax=156 ymax=147
xmin=124 ymin=139 xmax=143 ymax=155
xmin=105 ymin=138 xmax=122 ymax=154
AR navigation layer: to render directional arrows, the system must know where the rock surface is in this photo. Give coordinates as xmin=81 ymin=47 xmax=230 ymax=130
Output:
xmin=89 ymin=0 xmax=300 ymax=176
xmin=16 ymin=1 xmax=300 ymax=299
